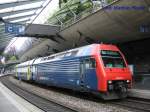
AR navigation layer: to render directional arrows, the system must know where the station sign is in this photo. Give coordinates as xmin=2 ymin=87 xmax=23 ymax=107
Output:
xmin=5 ymin=23 xmax=25 ymax=35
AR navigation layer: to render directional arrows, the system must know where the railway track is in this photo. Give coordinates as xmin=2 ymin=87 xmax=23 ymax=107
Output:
xmin=110 ymin=98 xmax=150 ymax=112
xmin=1 ymin=76 xmax=150 ymax=112
xmin=0 ymin=76 xmax=77 ymax=112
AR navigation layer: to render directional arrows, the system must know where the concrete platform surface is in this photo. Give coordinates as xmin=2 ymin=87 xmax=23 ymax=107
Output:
xmin=0 ymin=82 xmax=44 ymax=112
xmin=0 ymin=90 xmax=20 ymax=112
xmin=129 ymin=89 xmax=150 ymax=100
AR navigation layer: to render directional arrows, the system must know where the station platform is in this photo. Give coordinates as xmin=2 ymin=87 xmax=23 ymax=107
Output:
xmin=128 ymin=73 xmax=150 ymax=99
xmin=0 ymin=82 xmax=43 ymax=112
xmin=129 ymin=89 xmax=150 ymax=100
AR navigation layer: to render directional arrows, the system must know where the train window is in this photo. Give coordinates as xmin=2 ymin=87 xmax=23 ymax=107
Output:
xmin=85 ymin=63 xmax=90 ymax=69
xmin=101 ymin=50 xmax=121 ymax=57
xmin=89 ymin=58 xmax=96 ymax=68
xmin=84 ymin=58 xmax=96 ymax=69
xmin=101 ymin=50 xmax=126 ymax=68
xmin=32 ymin=66 xmax=36 ymax=72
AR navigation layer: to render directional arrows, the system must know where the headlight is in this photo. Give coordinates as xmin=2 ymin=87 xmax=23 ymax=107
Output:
xmin=108 ymin=80 xmax=112 ymax=84
xmin=127 ymin=80 xmax=130 ymax=83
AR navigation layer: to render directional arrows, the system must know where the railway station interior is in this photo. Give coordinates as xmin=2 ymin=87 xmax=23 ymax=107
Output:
xmin=0 ymin=0 xmax=150 ymax=112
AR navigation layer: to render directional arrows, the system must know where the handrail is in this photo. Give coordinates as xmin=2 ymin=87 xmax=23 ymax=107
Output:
xmin=48 ymin=0 xmax=118 ymax=30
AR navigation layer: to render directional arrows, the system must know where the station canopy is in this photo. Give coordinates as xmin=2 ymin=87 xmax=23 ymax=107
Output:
xmin=0 ymin=0 xmax=48 ymax=54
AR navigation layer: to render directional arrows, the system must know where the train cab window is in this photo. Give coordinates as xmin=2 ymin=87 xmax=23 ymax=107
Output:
xmin=84 ymin=58 xmax=96 ymax=69
xmin=101 ymin=50 xmax=126 ymax=68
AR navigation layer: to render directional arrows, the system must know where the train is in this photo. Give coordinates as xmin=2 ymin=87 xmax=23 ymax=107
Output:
xmin=15 ymin=44 xmax=132 ymax=100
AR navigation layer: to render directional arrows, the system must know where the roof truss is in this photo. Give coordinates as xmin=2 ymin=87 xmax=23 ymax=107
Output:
xmin=0 ymin=0 xmax=47 ymax=53
xmin=0 ymin=0 xmax=44 ymax=10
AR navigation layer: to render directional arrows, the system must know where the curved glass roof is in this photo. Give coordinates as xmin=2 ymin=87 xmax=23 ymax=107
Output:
xmin=0 ymin=0 xmax=47 ymax=54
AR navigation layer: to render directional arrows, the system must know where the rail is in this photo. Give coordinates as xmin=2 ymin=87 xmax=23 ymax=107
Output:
xmin=111 ymin=98 xmax=150 ymax=112
xmin=2 ymin=76 xmax=150 ymax=112
xmin=1 ymin=76 xmax=76 ymax=112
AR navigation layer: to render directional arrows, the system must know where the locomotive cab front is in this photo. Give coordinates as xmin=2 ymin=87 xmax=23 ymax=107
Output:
xmin=97 ymin=45 xmax=132 ymax=99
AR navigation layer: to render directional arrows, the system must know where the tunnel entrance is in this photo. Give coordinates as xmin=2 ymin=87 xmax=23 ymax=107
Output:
xmin=119 ymin=38 xmax=150 ymax=90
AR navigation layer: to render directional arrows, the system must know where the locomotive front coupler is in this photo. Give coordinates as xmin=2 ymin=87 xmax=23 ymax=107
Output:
xmin=115 ymin=81 xmax=127 ymax=92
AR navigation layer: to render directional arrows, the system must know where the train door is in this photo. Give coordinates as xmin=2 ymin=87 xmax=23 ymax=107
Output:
xmin=31 ymin=65 xmax=37 ymax=81
xmin=80 ymin=60 xmax=86 ymax=89
xmin=80 ymin=57 xmax=97 ymax=91
xmin=31 ymin=59 xmax=37 ymax=81
xmin=27 ymin=66 xmax=31 ymax=80
xmin=30 ymin=65 xmax=34 ymax=80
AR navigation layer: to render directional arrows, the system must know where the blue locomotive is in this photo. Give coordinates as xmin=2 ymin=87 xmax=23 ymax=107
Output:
xmin=15 ymin=44 xmax=132 ymax=100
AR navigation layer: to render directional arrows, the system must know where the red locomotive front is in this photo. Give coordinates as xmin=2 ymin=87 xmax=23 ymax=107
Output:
xmin=94 ymin=44 xmax=132 ymax=99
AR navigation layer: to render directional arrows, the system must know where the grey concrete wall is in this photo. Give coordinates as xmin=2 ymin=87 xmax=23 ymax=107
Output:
xmin=119 ymin=38 xmax=150 ymax=74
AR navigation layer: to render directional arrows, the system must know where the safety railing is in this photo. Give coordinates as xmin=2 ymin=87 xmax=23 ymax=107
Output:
xmin=48 ymin=0 xmax=118 ymax=30
xmin=61 ymin=7 xmax=94 ymax=29
xmin=61 ymin=0 xmax=118 ymax=29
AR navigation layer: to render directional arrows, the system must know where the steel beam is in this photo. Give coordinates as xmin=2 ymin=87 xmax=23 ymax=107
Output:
xmin=10 ymin=18 xmax=31 ymax=23
xmin=0 ymin=0 xmax=44 ymax=10
xmin=0 ymin=34 xmax=14 ymax=37
xmin=0 ymin=40 xmax=10 ymax=45
xmin=0 ymin=6 xmax=42 ymax=18
xmin=15 ymin=19 xmax=31 ymax=24
xmin=0 ymin=37 xmax=14 ymax=42
xmin=0 ymin=35 xmax=14 ymax=38
xmin=5 ymin=13 xmax=36 ymax=22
